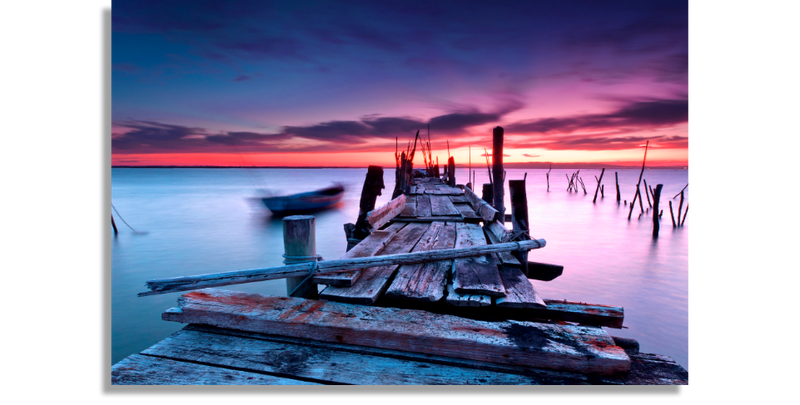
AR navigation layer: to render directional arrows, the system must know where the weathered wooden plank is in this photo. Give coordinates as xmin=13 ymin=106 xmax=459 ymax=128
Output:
xmin=319 ymin=223 xmax=431 ymax=304
xmin=141 ymin=237 xmax=546 ymax=296
xmin=386 ymin=222 xmax=454 ymax=302
xmin=464 ymin=187 xmax=499 ymax=221
xmin=392 ymin=216 xmax=465 ymax=223
xmin=483 ymin=225 xmax=521 ymax=266
xmin=453 ymin=223 xmax=505 ymax=297
xmin=111 ymin=354 xmax=317 ymax=385
xmin=453 ymin=203 xmax=481 ymax=220
xmin=399 ymin=194 xmax=417 ymax=217
xmin=366 ymin=194 xmax=406 ymax=230
xmin=449 ymin=194 xmax=469 ymax=204
xmin=312 ymin=222 xmax=407 ymax=286
xmin=163 ymin=289 xmax=630 ymax=375
xmin=496 ymin=267 xmax=546 ymax=308
xmin=430 ymin=195 xmax=460 ymax=216
xmin=486 ymin=219 xmax=513 ymax=242
xmin=538 ymin=297 xmax=625 ymax=329
xmin=141 ymin=328 xmax=551 ymax=385
xmin=445 ymin=283 xmax=491 ymax=307
xmin=415 ymin=194 xmax=432 ymax=217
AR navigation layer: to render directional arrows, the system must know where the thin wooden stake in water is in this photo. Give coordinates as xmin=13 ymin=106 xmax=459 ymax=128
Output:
xmin=111 ymin=214 xmax=118 ymax=235
xmin=546 ymin=164 xmax=551 ymax=192
xmin=669 ymin=201 xmax=676 ymax=228
xmin=673 ymin=183 xmax=688 ymax=199
xmin=643 ymin=179 xmax=652 ymax=208
xmin=678 ymin=190 xmax=685 ymax=225
xmin=593 ymin=168 xmax=605 ymax=203
xmin=615 ymin=172 xmax=620 ymax=203
xmin=628 ymin=141 xmax=649 ymax=220
xmin=681 ymin=203 xmax=689 ymax=226
xmin=652 ymin=184 xmax=663 ymax=238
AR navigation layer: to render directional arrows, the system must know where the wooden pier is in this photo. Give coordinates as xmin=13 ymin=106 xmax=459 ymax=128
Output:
xmin=112 ymin=129 xmax=687 ymax=385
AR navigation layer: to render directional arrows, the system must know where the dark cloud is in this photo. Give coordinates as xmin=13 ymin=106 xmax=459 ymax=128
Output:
xmin=507 ymin=97 xmax=687 ymax=135
xmin=232 ymin=75 xmax=251 ymax=82
xmin=523 ymin=154 xmax=540 ymax=158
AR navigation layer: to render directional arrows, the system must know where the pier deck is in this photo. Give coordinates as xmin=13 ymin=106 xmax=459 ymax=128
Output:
xmin=112 ymin=176 xmax=688 ymax=385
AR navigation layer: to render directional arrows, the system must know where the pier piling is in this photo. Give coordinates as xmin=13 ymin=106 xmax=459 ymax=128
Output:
xmin=492 ymin=127 xmax=505 ymax=216
xmin=283 ymin=215 xmax=319 ymax=299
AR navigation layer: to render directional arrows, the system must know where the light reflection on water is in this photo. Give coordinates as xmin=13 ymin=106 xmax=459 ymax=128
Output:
xmin=111 ymin=167 xmax=688 ymax=370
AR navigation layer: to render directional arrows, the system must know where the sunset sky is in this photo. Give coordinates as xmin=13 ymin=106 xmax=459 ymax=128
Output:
xmin=111 ymin=0 xmax=688 ymax=167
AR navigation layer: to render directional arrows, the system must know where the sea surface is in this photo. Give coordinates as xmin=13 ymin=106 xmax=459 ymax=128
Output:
xmin=111 ymin=167 xmax=689 ymax=370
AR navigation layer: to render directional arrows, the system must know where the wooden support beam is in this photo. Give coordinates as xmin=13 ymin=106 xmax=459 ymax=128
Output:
xmin=465 ymin=186 xmax=499 ymax=222
xmin=508 ymin=179 xmax=530 ymax=275
xmin=492 ymin=126 xmax=505 ymax=216
xmin=163 ymin=289 xmax=631 ymax=375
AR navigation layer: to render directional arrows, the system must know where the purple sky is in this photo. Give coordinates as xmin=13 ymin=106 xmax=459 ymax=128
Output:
xmin=112 ymin=0 xmax=688 ymax=167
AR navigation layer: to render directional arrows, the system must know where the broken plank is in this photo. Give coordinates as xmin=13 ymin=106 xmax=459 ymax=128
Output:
xmin=464 ymin=187 xmax=499 ymax=222
xmin=430 ymin=195 xmax=460 ymax=216
xmin=496 ymin=267 xmax=546 ymax=308
xmin=483 ymin=225 xmax=521 ymax=266
xmin=386 ymin=222 xmax=454 ymax=302
xmin=453 ymin=223 xmax=505 ymax=297
xmin=415 ymin=194 xmax=432 ymax=217
xmin=366 ymin=194 xmax=406 ymax=230
xmin=445 ymin=283 xmax=491 ymax=307
xmin=319 ymin=222 xmax=430 ymax=304
xmin=391 ymin=216 xmax=465 ymax=223
xmin=312 ymin=223 xmax=407 ymax=286
xmin=163 ymin=289 xmax=630 ymax=375
xmin=530 ymin=296 xmax=624 ymax=329
xmin=449 ymin=194 xmax=469 ymax=204
xmin=111 ymin=354 xmax=317 ymax=385
xmin=454 ymin=203 xmax=481 ymax=220
xmin=399 ymin=194 xmax=417 ymax=217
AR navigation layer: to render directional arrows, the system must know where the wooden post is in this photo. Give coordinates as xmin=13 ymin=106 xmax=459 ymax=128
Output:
xmin=482 ymin=183 xmax=493 ymax=204
xmin=652 ymin=184 xmax=663 ymax=238
xmin=447 ymin=156 xmax=456 ymax=187
xmin=492 ymin=127 xmax=505 ymax=216
xmin=615 ymin=172 xmax=620 ymax=203
xmin=283 ymin=215 xmax=318 ymax=299
xmin=353 ymin=166 xmax=385 ymax=241
xmin=111 ymin=214 xmax=118 ymax=235
xmin=643 ymin=179 xmax=652 ymax=208
xmin=678 ymin=191 xmax=685 ymax=225
xmin=681 ymin=204 xmax=689 ymax=226
xmin=593 ymin=168 xmax=605 ymax=203
xmin=509 ymin=179 xmax=530 ymax=276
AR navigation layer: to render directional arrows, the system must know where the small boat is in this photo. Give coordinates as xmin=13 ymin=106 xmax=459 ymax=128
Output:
xmin=261 ymin=183 xmax=345 ymax=215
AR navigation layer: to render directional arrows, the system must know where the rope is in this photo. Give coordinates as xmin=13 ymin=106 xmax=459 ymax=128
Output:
xmin=287 ymin=260 xmax=320 ymax=297
xmin=282 ymin=254 xmax=323 ymax=264
xmin=111 ymin=203 xmax=146 ymax=234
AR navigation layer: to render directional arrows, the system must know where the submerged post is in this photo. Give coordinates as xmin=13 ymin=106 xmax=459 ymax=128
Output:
xmin=593 ymin=168 xmax=605 ymax=203
xmin=615 ymin=172 xmax=620 ymax=203
xmin=652 ymin=184 xmax=663 ymax=238
xmin=283 ymin=215 xmax=319 ymax=299
xmin=492 ymin=127 xmax=505 ymax=216
xmin=348 ymin=165 xmax=385 ymax=248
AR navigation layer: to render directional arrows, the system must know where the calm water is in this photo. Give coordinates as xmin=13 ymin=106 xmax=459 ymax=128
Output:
xmin=111 ymin=167 xmax=689 ymax=370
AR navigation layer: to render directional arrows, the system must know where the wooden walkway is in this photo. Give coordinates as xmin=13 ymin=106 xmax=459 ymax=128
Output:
xmin=112 ymin=177 xmax=687 ymax=385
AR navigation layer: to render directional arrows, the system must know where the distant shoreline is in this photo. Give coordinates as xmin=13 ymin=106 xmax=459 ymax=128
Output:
xmin=112 ymin=163 xmax=688 ymax=170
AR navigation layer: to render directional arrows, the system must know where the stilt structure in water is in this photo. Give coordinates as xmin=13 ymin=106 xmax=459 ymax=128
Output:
xmin=112 ymin=127 xmax=688 ymax=386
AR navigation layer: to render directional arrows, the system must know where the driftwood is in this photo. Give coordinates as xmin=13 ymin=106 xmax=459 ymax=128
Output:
xmin=140 ymin=237 xmax=546 ymax=296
